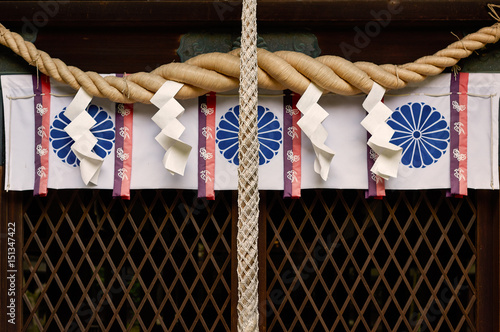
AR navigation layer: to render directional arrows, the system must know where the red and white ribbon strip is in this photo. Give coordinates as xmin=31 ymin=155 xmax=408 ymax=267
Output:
xmin=32 ymin=74 xmax=51 ymax=196
xmin=449 ymin=73 xmax=469 ymax=197
xmin=283 ymin=90 xmax=301 ymax=198
xmin=366 ymin=135 xmax=386 ymax=199
xmin=197 ymin=92 xmax=216 ymax=200
xmin=113 ymin=101 xmax=133 ymax=199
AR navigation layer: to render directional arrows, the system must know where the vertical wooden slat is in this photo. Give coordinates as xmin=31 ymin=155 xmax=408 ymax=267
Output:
xmin=231 ymin=190 xmax=238 ymax=332
xmin=258 ymin=191 xmax=267 ymax=332
xmin=476 ymin=189 xmax=500 ymax=332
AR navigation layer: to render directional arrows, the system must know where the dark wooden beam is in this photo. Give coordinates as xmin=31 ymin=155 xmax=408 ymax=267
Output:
xmin=3 ymin=24 xmax=473 ymax=73
xmin=0 ymin=0 xmax=497 ymax=28
xmin=0 ymin=0 xmax=497 ymax=73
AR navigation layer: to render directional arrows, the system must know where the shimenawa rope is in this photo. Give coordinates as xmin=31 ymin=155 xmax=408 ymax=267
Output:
xmin=1 ymin=17 xmax=500 ymax=103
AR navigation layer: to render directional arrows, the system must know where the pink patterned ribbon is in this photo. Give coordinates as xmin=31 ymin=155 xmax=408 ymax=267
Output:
xmin=366 ymin=132 xmax=385 ymax=199
xmin=449 ymin=73 xmax=469 ymax=197
xmin=283 ymin=90 xmax=301 ymax=198
xmin=365 ymin=95 xmax=386 ymax=199
xmin=32 ymin=75 xmax=51 ymax=197
xmin=113 ymin=76 xmax=133 ymax=199
xmin=198 ymin=92 xmax=216 ymax=200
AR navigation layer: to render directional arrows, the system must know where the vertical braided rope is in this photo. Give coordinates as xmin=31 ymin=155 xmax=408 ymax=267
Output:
xmin=237 ymin=0 xmax=259 ymax=331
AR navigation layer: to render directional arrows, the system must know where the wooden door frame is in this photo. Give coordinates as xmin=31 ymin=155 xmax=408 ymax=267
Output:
xmin=0 ymin=2 xmax=499 ymax=330
xmin=476 ymin=189 xmax=500 ymax=332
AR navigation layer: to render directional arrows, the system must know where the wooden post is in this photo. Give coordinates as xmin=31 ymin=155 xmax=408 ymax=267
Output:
xmin=476 ymin=189 xmax=500 ymax=332
xmin=258 ymin=191 xmax=267 ymax=332
xmin=231 ymin=190 xmax=238 ymax=332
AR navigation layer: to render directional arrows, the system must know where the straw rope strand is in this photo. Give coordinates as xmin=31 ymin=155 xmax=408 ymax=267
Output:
xmin=1 ymin=21 xmax=500 ymax=102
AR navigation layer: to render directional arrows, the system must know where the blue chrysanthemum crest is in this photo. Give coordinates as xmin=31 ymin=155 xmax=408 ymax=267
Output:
xmin=216 ymin=105 xmax=282 ymax=166
xmin=50 ymin=104 xmax=115 ymax=167
xmin=387 ymin=102 xmax=450 ymax=168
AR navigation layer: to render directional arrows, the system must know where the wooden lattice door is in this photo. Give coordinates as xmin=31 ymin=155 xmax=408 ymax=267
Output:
xmin=19 ymin=190 xmax=235 ymax=331
xmin=1 ymin=188 xmax=498 ymax=331
xmin=263 ymin=190 xmax=484 ymax=332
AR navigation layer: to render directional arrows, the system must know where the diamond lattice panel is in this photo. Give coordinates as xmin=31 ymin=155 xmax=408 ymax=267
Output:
xmin=21 ymin=190 xmax=233 ymax=332
xmin=266 ymin=190 xmax=477 ymax=332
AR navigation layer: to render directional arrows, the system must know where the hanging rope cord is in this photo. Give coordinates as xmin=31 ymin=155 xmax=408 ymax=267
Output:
xmin=1 ymin=20 xmax=500 ymax=102
xmin=237 ymin=0 xmax=260 ymax=330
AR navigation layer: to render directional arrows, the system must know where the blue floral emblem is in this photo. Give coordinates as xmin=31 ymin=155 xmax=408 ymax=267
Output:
xmin=216 ymin=105 xmax=282 ymax=165
xmin=387 ymin=102 xmax=449 ymax=168
xmin=50 ymin=104 xmax=115 ymax=167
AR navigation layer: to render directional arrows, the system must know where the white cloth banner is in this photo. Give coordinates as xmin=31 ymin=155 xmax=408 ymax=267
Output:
xmin=2 ymin=74 xmax=499 ymax=191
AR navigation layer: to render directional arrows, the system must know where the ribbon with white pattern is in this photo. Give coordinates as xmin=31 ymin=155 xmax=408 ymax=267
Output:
xmin=449 ymin=73 xmax=469 ymax=196
xmin=150 ymin=81 xmax=192 ymax=176
xmin=296 ymin=83 xmax=335 ymax=181
xmin=283 ymin=90 xmax=302 ymax=198
xmin=366 ymin=134 xmax=386 ymax=199
xmin=32 ymin=74 xmax=51 ymax=196
xmin=113 ymin=100 xmax=133 ymax=199
xmin=361 ymin=83 xmax=402 ymax=180
xmin=63 ymin=88 xmax=103 ymax=185
xmin=198 ymin=92 xmax=216 ymax=200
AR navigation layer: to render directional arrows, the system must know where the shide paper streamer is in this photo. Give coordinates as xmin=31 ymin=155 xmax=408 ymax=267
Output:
xmin=296 ymin=83 xmax=335 ymax=181
xmin=361 ymin=82 xmax=402 ymax=180
xmin=150 ymin=81 xmax=192 ymax=176
xmin=63 ymin=88 xmax=104 ymax=185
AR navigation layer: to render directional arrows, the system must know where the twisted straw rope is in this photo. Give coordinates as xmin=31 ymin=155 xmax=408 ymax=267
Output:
xmin=0 ymin=22 xmax=500 ymax=103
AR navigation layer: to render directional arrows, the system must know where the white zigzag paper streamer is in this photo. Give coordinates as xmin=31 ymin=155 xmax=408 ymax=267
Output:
xmin=150 ymin=81 xmax=192 ymax=176
xmin=63 ymin=88 xmax=104 ymax=186
xmin=361 ymin=82 xmax=402 ymax=180
xmin=296 ymin=83 xmax=335 ymax=180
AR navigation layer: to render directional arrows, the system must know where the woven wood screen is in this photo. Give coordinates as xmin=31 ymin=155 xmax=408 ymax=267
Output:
xmin=264 ymin=190 xmax=476 ymax=332
xmin=21 ymin=190 xmax=234 ymax=332
xmin=20 ymin=189 xmax=477 ymax=331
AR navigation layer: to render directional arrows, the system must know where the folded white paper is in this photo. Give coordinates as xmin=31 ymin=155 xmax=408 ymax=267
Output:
xmin=150 ymin=81 xmax=192 ymax=176
xmin=296 ymin=83 xmax=335 ymax=180
xmin=361 ymin=83 xmax=403 ymax=180
xmin=64 ymin=88 xmax=104 ymax=185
